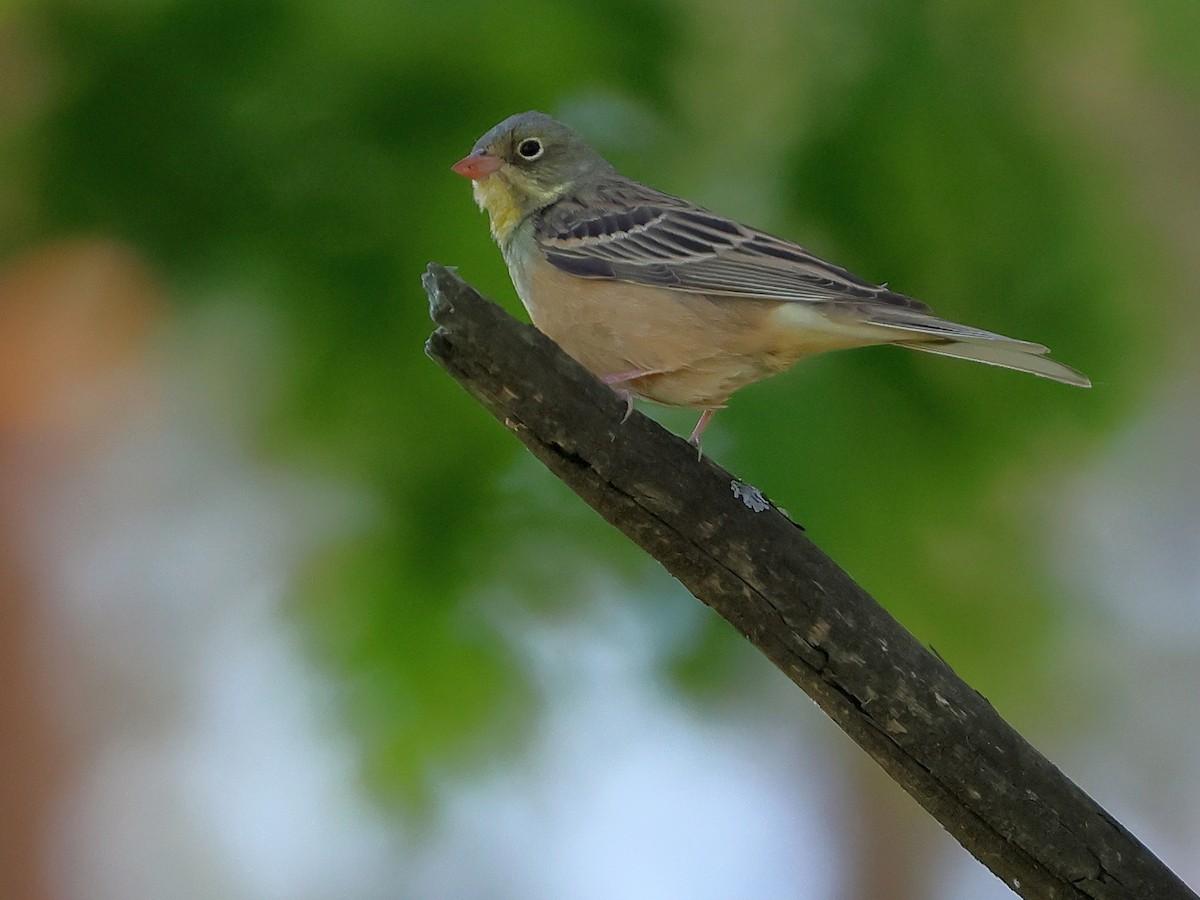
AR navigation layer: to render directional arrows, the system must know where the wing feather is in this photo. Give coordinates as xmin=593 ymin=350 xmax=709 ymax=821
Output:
xmin=535 ymin=179 xmax=931 ymax=312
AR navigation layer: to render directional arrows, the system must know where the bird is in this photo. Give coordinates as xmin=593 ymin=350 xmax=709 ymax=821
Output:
xmin=451 ymin=110 xmax=1090 ymax=452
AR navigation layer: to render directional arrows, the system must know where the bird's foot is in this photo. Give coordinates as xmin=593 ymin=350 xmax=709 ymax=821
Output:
xmin=601 ymin=369 xmax=659 ymax=424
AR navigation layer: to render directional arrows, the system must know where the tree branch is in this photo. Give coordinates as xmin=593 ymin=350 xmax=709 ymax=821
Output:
xmin=422 ymin=262 xmax=1195 ymax=900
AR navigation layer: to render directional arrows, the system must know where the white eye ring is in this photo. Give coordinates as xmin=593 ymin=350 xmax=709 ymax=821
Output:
xmin=517 ymin=137 xmax=544 ymax=160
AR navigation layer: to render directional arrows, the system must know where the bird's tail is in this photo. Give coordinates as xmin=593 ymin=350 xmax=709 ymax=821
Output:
xmin=847 ymin=307 xmax=1092 ymax=387
xmin=895 ymin=337 xmax=1091 ymax=386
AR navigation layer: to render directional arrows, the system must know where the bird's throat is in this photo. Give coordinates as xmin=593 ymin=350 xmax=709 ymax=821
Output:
xmin=472 ymin=176 xmax=526 ymax=245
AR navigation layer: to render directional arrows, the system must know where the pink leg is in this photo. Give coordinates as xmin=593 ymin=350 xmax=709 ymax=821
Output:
xmin=687 ymin=408 xmax=719 ymax=458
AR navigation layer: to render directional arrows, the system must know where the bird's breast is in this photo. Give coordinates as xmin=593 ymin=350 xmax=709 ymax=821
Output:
xmin=508 ymin=249 xmax=888 ymax=408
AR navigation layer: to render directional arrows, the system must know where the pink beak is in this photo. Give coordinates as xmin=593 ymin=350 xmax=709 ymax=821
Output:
xmin=451 ymin=152 xmax=503 ymax=180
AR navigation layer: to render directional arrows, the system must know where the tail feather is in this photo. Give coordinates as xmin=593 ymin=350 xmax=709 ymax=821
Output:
xmin=819 ymin=304 xmax=1091 ymax=386
xmin=838 ymin=305 xmax=1090 ymax=387
xmin=856 ymin=308 xmax=1051 ymax=353
xmin=895 ymin=338 xmax=1091 ymax=387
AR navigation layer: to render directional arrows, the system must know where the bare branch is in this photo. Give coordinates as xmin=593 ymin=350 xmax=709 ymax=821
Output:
xmin=423 ymin=262 xmax=1195 ymax=900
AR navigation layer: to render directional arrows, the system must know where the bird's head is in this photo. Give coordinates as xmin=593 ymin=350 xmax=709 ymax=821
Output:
xmin=452 ymin=111 xmax=613 ymax=245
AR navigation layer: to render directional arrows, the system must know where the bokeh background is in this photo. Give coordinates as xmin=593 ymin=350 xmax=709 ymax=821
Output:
xmin=1 ymin=1 xmax=1197 ymax=898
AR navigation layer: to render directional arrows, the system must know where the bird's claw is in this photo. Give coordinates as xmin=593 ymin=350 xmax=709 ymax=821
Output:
xmin=619 ymin=390 xmax=635 ymax=423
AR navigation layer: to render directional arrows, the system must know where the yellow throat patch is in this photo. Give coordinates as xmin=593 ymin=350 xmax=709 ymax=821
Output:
xmin=472 ymin=175 xmax=526 ymax=245
xmin=472 ymin=172 xmax=563 ymax=246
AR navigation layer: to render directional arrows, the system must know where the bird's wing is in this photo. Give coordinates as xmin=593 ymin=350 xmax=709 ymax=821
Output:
xmin=534 ymin=177 xmax=931 ymax=313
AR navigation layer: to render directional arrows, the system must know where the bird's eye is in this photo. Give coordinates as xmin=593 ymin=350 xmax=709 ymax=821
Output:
xmin=517 ymin=138 xmax=544 ymax=160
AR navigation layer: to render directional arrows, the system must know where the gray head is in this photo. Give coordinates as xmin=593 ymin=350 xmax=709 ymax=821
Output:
xmin=452 ymin=111 xmax=616 ymax=230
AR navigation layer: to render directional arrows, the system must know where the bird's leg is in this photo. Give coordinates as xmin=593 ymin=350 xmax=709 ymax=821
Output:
xmin=601 ymin=369 xmax=659 ymax=423
xmin=686 ymin=408 xmax=721 ymax=459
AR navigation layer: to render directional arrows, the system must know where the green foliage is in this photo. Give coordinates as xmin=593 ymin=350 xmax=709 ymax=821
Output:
xmin=7 ymin=0 xmax=1190 ymax=807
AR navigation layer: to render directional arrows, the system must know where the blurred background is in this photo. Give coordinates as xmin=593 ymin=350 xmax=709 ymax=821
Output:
xmin=0 ymin=1 xmax=1197 ymax=898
